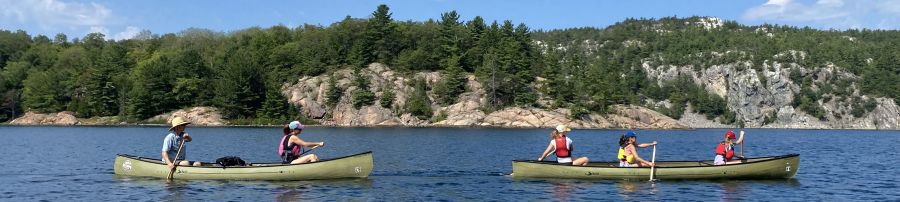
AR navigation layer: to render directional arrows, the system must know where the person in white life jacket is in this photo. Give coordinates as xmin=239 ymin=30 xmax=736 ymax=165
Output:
xmin=538 ymin=125 xmax=589 ymax=166
xmin=714 ymin=130 xmax=745 ymax=165
xmin=279 ymin=121 xmax=324 ymax=164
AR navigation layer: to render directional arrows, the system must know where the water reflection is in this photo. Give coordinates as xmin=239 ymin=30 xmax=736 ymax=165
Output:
xmin=615 ymin=180 xmax=658 ymax=200
xmin=161 ymin=180 xmax=187 ymax=202
xmin=550 ymin=181 xmax=573 ymax=201
xmin=274 ymin=185 xmax=307 ymax=202
xmin=718 ymin=181 xmax=742 ymax=202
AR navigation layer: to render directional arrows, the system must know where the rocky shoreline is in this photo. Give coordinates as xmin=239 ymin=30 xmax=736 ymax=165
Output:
xmin=8 ymin=63 xmax=899 ymax=130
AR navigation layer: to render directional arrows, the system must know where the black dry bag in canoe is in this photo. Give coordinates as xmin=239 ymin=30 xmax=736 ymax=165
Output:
xmin=215 ymin=156 xmax=247 ymax=167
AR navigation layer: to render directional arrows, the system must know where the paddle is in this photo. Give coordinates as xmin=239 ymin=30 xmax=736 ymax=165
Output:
xmin=167 ymin=137 xmax=186 ymax=180
xmin=299 ymin=145 xmax=321 ymax=156
xmin=649 ymin=143 xmax=657 ymax=182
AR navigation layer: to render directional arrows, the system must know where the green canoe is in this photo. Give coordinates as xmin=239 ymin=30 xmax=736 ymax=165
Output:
xmin=114 ymin=151 xmax=373 ymax=181
xmin=512 ymin=154 xmax=799 ymax=180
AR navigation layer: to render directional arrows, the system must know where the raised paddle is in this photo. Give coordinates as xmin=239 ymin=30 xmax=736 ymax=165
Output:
xmin=167 ymin=137 xmax=186 ymax=180
xmin=649 ymin=144 xmax=658 ymax=182
xmin=740 ymin=130 xmax=746 ymax=163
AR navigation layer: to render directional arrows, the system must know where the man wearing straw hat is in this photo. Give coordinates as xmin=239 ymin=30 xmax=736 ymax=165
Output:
xmin=162 ymin=117 xmax=202 ymax=169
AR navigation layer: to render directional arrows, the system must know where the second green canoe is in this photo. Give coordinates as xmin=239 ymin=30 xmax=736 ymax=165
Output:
xmin=512 ymin=154 xmax=799 ymax=180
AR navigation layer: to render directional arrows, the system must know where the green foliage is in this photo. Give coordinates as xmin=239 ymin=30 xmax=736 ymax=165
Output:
xmin=763 ymin=111 xmax=778 ymax=125
xmin=851 ymin=97 xmax=879 ymax=118
xmin=351 ymin=69 xmax=375 ymax=109
xmin=432 ymin=111 xmax=448 ymax=123
xmin=380 ymin=83 xmax=395 ymax=108
xmin=213 ymin=51 xmax=264 ymax=119
xmin=325 ymin=74 xmax=342 ymax=107
xmin=433 ymin=56 xmax=466 ymax=105
xmin=366 ymin=4 xmax=398 ymax=64
xmin=256 ymin=81 xmax=291 ymax=120
xmin=406 ymin=78 xmax=432 ymax=119
xmin=21 ymin=70 xmax=68 ymax=112
xmin=125 ymin=56 xmax=176 ymax=120
xmin=4 ymin=10 xmax=900 ymax=125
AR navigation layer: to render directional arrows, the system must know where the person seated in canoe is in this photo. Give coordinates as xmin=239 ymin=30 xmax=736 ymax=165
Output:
xmin=618 ymin=131 xmax=656 ymax=167
xmin=162 ymin=117 xmax=202 ymax=169
xmin=538 ymin=125 xmax=589 ymax=166
xmin=714 ymin=130 xmax=745 ymax=165
xmin=280 ymin=121 xmax=325 ymax=164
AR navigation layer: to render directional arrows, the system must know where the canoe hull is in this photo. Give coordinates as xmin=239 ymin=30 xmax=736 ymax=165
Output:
xmin=114 ymin=152 xmax=373 ymax=181
xmin=512 ymin=154 xmax=799 ymax=180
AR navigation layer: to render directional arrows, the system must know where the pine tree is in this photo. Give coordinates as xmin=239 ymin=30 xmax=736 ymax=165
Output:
xmin=406 ymin=78 xmax=432 ymax=119
xmin=351 ymin=68 xmax=375 ymax=109
xmin=213 ymin=51 xmax=264 ymax=119
xmin=85 ymin=43 xmax=127 ymax=117
xmin=325 ymin=74 xmax=343 ymax=107
xmin=257 ymin=80 xmax=290 ymax=120
xmin=380 ymin=83 xmax=395 ymax=109
xmin=364 ymin=4 xmax=396 ymax=64
xmin=433 ymin=56 xmax=466 ymax=105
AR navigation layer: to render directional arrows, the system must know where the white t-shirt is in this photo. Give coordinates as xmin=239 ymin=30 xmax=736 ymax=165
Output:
xmin=549 ymin=137 xmax=573 ymax=163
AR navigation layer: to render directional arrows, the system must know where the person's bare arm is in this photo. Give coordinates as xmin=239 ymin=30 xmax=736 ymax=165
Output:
xmin=291 ymin=136 xmax=323 ymax=148
xmin=735 ymin=131 xmax=745 ymax=145
xmin=629 ymin=146 xmax=652 ymax=166
xmin=637 ymin=141 xmax=657 ymax=148
xmin=538 ymin=143 xmax=554 ymax=161
xmin=162 ymin=151 xmax=174 ymax=169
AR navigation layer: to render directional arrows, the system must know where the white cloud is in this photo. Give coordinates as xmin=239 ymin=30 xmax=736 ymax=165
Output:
xmin=89 ymin=26 xmax=108 ymax=35
xmin=743 ymin=0 xmax=900 ymax=30
xmin=0 ymin=0 xmax=117 ymax=35
xmin=113 ymin=26 xmax=141 ymax=40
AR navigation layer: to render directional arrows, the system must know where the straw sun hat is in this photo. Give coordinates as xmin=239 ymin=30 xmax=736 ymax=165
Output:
xmin=169 ymin=117 xmax=191 ymax=131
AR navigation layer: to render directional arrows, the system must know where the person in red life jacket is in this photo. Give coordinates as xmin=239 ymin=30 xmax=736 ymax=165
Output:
xmin=279 ymin=121 xmax=325 ymax=164
xmin=538 ymin=125 xmax=590 ymax=166
xmin=714 ymin=130 xmax=745 ymax=165
xmin=619 ymin=131 xmax=656 ymax=167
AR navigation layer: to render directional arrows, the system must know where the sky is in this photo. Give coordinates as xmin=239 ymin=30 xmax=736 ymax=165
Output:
xmin=3 ymin=0 xmax=900 ymax=41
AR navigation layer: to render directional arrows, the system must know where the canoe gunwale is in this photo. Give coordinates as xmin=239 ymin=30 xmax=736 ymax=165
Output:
xmin=116 ymin=151 xmax=373 ymax=168
xmin=512 ymin=153 xmax=799 ymax=169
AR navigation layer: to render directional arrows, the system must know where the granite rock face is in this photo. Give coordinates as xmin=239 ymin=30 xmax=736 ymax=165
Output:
xmin=642 ymin=55 xmax=900 ymax=129
xmin=283 ymin=63 xmax=689 ymax=129
xmin=10 ymin=111 xmax=79 ymax=125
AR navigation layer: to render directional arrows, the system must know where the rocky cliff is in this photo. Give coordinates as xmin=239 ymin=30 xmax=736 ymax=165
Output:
xmin=283 ymin=63 xmax=687 ymax=129
xmin=641 ymin=51 xmax=900 ymax=129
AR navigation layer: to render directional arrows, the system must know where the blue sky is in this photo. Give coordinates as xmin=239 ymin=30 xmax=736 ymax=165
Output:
xmin=3 ymin=0 xmax=900 ymax=40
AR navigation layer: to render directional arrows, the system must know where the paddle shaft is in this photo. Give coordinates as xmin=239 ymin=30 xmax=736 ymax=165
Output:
xmin=299 ymin=145 xmax=321 ymax=156
xmin=167 ymin=137 xmax=186 ymax=180
xmin=649 ymin=144 xmax=657 ymax=181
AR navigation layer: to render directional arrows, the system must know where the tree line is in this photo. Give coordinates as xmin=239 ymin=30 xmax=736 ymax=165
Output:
xmin=1 ymin=6 xmax=898 ymax=123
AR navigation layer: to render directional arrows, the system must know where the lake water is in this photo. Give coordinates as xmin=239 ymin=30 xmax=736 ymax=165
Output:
xmin=0 ymin=126 xmax=898 ymax=201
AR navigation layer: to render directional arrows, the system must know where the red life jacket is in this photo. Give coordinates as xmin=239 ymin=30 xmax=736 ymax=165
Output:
xmin=554 ymin=135 xmax=571 ymax=158
xmin=715 ymin=142 xmax=734 ymax=161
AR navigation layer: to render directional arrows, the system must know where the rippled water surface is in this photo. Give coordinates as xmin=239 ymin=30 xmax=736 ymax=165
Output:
xmin=0 ymin=126 xmax=898 ymax=201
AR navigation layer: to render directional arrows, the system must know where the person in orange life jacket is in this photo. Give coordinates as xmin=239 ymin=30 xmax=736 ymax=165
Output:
xmin=162 ymin=117 xmax=202 ymax=170
xmin=538 ymin=125 xmax=589 ymax=166
xmin=617 ymin=131 xmax=656 ymax=167
xmin=714 ymin=130 xmax=745 ymax=165
xmin=618 ymin=131 xmax=656 ymax=167
xmin=279 ymin=121 xmax=325 ymax=164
